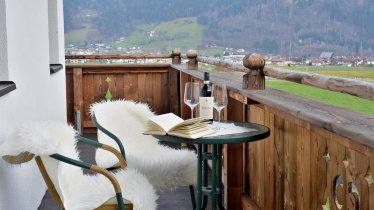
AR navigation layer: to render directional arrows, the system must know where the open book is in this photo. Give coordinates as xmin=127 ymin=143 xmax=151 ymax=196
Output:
xmin=143 ymin=113 xmax=215 ymax=139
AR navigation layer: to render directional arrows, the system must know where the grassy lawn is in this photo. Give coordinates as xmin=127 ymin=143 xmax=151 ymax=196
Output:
xmin=199 ymin=48 xmax=224 ymax=57
xmin=267 ymin=79 xmax=374 ymax=116
xmin=278 ymin=65 xmax=374 ymax=71
xmin=276 ymin=65 xmax=374 ymax=82
xmin=65 ymin=23 xmax=94 ymax=44
xmin=112 ymin=17 xmax=204 ymax=52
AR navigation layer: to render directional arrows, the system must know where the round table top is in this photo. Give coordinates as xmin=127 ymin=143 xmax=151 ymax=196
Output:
xmin=154 ymin=121 xmax=270 ymax=145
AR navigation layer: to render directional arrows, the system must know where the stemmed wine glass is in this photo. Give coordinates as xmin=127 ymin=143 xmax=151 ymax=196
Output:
xmin=212 ymin=83 xmax=228 ymax=128
xmin=184 ymin=82 xmax=202 ymax=118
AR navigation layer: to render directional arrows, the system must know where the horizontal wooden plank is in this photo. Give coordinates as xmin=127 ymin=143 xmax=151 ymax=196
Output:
xmin=66 ymin=66 xmax=169 ymax=75
xmin=196 ymin=56 xmax=374 ymax=100
xmin=66 ymin=63 xmax=170 ymax=69
xmin=82 ymin=69 xmax=168 ymax=74
xmin=197 ymin=56 xmax=247 ymax=73
xmin=66 ymin=54 xmax=172 ymax=60
xmin=228 ymin=90 xmax=247 ymax=104
xmin=171 ymin=64 xmax=374 ymax=150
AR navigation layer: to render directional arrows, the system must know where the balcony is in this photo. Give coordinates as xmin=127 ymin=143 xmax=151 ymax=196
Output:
xmin=64 ymin=50 xmax=374 ymax=210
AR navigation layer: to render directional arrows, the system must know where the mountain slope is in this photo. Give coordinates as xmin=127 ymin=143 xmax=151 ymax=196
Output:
xmin=63 ymin=0 xmax=374 ymax=55
xmin=112 ymin=17 xmax=204 ymax=52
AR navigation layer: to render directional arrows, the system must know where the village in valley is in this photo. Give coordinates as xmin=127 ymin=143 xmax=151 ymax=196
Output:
xmin=66 ymin=42 xmax=374 ymax=68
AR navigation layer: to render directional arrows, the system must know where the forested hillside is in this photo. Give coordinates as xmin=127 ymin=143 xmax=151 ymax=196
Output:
xmin=64 ymin=0 xmax=374 ymax=56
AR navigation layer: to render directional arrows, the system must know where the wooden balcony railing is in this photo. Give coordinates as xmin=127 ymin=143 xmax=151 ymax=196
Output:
xmin=65 ymin=50 xmax=374 ymax=210
xmin=65 ymin=53 xmax=173 ymax=60
xmin=197 ymin=56 xmax=374 ymax=100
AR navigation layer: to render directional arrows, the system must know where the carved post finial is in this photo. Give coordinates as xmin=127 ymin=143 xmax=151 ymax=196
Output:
xmin=172 ymin=48 xmax=181 ymax=64
xmin=243 ymin=53 xmax=266 ymax=70
xmin=187 ymin=49 xmax=198 ymax=70
xmin=242 ymin=53 xmax=266 ymax=90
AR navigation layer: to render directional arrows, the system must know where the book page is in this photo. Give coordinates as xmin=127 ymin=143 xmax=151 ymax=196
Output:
xmin=169 ymin=117 xmax=203 ymax=131
xmin=173 ymin=126 xmax=210 ymax=135
xmin=148 ymin=113 xmax=184 ymax=132
xmin=169 ymin=128 xmax=215 ymax=139
xmin=143 ymin=121 xmax=167 ymax=135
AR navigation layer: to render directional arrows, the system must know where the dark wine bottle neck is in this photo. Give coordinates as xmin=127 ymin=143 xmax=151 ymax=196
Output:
xmin=204 ymin=72 xmax=210 ymax=81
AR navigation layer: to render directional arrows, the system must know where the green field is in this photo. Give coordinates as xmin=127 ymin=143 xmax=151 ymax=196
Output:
xmin=266 ymin=79 xmax=374 ymax=115
xmin=265 ymin=65 xmax=374 ymax=115
xmin=65 ymin=10 xmax=99 ymax=44
xmin=199 ymin=48 xmax=224 ymax=57
xmin=276 ymin=65 xmax=374 ymax=82
xmin=112 ymin=17 xmax=204 ymax=52
xmin=65 ymin=15 xmax=221 ymax=54
xmin=65 ymin=23 xmax=94 ymax=44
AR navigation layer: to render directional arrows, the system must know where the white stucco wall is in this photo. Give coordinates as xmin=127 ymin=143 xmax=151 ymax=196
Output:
xmin=0 ymin=0 xmax=66 ymax=209
xmin=48 ymin=0 xmax=64 ymax=64
xmin=0 ymin=0 xmax=8 ymax=81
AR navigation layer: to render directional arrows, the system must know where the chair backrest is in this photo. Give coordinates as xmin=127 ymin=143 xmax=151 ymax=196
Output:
xmin=2 ymin=153 xmax=65 ymax=209
xmin=0 ymin=121 xmax=138 ymax=210
xmin=2 ymin=151 xmax=34 ymax=164
xmin=35 ymin=156 xmax=65 ymax=209
xmin=91 ymin=100 xmax=159 ymax=153
xmin=0 ymin=122 xmax=79 ymax=209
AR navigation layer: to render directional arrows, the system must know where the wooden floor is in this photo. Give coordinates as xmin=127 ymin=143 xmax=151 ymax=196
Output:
xmin=38 ymin=134 xmax=212 ymax=210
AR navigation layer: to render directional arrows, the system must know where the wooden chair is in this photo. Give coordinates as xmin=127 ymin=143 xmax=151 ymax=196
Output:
xmin=90 ymin=100 xmax=197 ymax=190
xmin=1 ymin=122 xmax=157 ymax=210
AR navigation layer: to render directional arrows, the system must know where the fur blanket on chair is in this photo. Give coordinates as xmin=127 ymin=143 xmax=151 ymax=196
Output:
xmin=0 ymin=122 xmax=157 ymax=210
xmin=91 ymin=100 xmax=197 ymax=190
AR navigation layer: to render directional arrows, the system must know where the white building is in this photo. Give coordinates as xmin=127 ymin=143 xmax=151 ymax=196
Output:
xmin=0 ymin=0 xmax=66 ymax=209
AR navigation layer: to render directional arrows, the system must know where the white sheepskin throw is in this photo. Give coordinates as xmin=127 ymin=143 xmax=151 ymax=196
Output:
xmin=0 ymin=122 xmax=157 ymax=210
xmin=91 ymin=100 xmax=197 ymax=190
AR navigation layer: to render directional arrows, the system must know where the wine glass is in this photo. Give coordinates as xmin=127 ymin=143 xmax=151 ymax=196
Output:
xmin=212 ymin=84 xmax=228 ymax=128
xmin=184 ymin=82 xmax=202 ymax=118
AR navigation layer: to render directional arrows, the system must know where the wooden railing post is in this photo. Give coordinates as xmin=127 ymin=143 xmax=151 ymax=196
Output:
xmin=169 ymin=48 xmax=181 ymax=116
xmin=242 ymin=53 xmax=266 ymax=90
xmin=73 ymin=68 xmax=83 ymax=133
xmin=171 ymin=48 xmax=181 ymax=64
xmin=187 ymin=49 xmax=198 ymax=70
xmin=241 ymin=53 xmax=265 ymax=209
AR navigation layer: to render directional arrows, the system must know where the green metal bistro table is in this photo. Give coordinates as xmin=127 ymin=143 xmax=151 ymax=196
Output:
xmin=155 ymin=121 xmax=270 ymax=210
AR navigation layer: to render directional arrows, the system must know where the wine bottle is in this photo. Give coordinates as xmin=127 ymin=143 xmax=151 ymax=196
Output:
xmin=199 ymin=72 xmax=213 ymax=122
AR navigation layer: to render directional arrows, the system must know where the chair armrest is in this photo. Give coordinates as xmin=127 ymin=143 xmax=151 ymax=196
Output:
xmin=77 ymin=135 xmax=102 ymax=148
xmin=92 ymin=114 xmax=126 ymax=160
xmin=50 ymin=153 xmax=126 ymax=210
xmin=77 ymin=135 xmax=126 ymax=169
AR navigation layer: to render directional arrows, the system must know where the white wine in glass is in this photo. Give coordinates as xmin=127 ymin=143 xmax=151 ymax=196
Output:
xmin=184 ymin=82 xmax=202 ymax=118
xmin=212 ymin=83 xmax=228 ymax=128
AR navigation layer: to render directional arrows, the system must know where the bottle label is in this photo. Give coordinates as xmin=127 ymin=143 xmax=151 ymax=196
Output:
xmin=199 ymin=97 xmax=213 ymax=120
